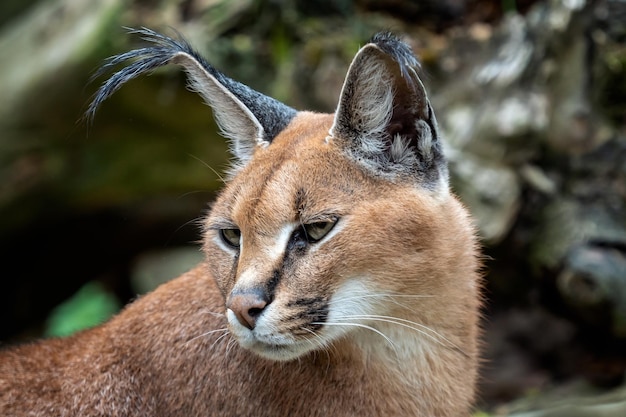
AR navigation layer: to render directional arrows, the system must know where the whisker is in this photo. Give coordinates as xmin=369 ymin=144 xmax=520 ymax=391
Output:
xmin=187 ymin=153 xmax=227 ymax=184
xmin=326 ymin=293 xmax=435 ymax=312
xmin=172 ymin=216 xmax=206 ymax=237
xmin=225 ymin=337 xmax=238 ymax=357
xmin=201 ymin=310 xmax=227 ymax=319
xmin=326 ymin=293 xmax=434 ymax=305
xmin=300 ymin=327 xmax=329 ymax=354
xmin=175 ymin=191 xmax=213 ymax=200
xmin=313 ymin=321 xmax=399 ymax=356
xmin=300 ymin=327 xmax=326 ymax=358
xmin=185 ymin=327 xmax=229 ymax=345
xmin=210 ymin=330 xmax=232 ymax=351
xmin=302 ymin=327 xmax=333 ymax=368
xmin=334 ymin=314 xmax=469 ymax=359
xmin=216 ymin=337 xmax=238 ymax=369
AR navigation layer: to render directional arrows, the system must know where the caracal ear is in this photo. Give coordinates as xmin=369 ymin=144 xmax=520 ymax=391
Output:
xmin=86 ymin=28 xmax=297 ymax=174
xmin=330 ymin=32 xmax=447 ymax=190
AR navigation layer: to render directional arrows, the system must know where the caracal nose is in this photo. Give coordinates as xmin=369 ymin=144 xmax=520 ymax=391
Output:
xmin=227 ymin=291 xmax=268 ymax=330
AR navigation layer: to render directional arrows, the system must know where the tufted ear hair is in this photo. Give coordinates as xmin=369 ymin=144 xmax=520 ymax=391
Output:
xmin=86 ymin=28 xmax=297 ymax=173
xmin=330 ymin=32 xmax=447 ymax=190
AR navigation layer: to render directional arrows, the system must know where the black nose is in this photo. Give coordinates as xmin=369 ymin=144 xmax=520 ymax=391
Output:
xmin=226 ymin=290 xmax=269 ymax=330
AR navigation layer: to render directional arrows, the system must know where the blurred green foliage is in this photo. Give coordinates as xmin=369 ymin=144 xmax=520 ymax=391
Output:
xmin=44 ymin=281 xmax=121 ymax=337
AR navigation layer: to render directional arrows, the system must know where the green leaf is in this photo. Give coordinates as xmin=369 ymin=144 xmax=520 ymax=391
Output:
xmin=45 ymin=281 xmax=121 ymax=337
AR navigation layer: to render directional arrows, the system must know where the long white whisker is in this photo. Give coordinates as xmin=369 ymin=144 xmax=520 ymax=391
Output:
xmin=300 ymin=327 xmax=332 ymax=366
xmin=326 ymin=294 xmax=436 ymax=312
xmin=210 ymin=330 xmax=232 ymax=350
xmin=225 ymin=337 xmax=238 ymax=357
xmin=185 ymin=327 xmax=229 ymax=345
xmin=334 ymin=314 xmax=469 ymax=358
xmin=202 ymin=310 xmax=227 ymax=319
xmin=313 ymin=322 xmax=399 ymax=357
xmin=300 ymin=327 xmax=324 ymax=348
xmin=326 ymin=294 xmax=434 ymax=306
xmin=218 ymin=337 xmax=238 ymax=368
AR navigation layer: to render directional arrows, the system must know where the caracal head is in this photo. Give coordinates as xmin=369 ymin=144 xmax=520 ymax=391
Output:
xmin=89 ymin=29 xmax=470 ymax=361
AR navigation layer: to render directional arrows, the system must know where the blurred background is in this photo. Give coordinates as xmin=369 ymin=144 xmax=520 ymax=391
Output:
xmin=1 ymin=0 xmax=625 ymax=415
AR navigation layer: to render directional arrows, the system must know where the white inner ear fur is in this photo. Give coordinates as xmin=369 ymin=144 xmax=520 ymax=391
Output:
xmin=329 ymin=44 xmax=393 ymax=153
xmin=171 ymin=52 xmax=264 ymax=166
xmin=415 ymin=119 xmax=433 ymax=162
xmin=347 ymin=55 xmax=395 ymax=153
xmin=330 ymin=45 xmax=428 ymax=168
xmin=389 ymin=134 xmax=418 ymax=166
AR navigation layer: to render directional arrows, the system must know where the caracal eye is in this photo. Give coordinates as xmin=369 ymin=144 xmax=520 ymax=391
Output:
xmin=303 ymin=218 xmax=338 ymax=243
xmin=220 ymin=228 xmax=241 ymax=248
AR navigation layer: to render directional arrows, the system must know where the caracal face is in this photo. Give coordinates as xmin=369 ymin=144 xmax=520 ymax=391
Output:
xmin=204 ymin=113 xmax=453 ymax=361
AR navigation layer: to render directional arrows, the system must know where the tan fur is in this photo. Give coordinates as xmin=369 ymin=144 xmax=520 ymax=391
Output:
xmin=0 ymin=112 xmax=480 ymax=416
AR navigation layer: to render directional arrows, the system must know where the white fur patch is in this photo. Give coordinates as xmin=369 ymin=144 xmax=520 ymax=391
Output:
xmin=323 ymin=279 xmax=379 ymax=340
xmin=264 ymin=223 xmax=296 ymax=260
xmin=232 ymin=267 xmax=257 ymax=291
xmin=324 ymin=278 xmax=442 ymax=363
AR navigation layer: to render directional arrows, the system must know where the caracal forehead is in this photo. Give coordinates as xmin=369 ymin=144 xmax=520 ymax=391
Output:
xmin=222 ymin=112 xmax=373 ymax=227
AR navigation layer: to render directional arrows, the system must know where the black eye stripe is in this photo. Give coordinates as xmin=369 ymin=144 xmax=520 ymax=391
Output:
xmin=287 ymin=228 xmax=308 ymax=253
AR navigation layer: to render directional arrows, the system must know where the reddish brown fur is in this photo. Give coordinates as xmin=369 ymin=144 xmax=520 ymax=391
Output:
xmin=1 ymin=113 xmax=481 ymax=416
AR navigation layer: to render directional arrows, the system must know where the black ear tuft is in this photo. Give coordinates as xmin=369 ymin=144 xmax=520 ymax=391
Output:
xmin=86 ymin=27 xmax=297 ymax=171
xmin=330 ymin=32 xmax=447 ymax=190
xmin=368 ymin=32 xmax=422 ymax=88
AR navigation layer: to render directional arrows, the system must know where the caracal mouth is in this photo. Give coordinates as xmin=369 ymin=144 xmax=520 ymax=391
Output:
xmin=235 ymin=336 xmax=318 ymax=361
xmin=228 ymin=324 xmax=321 ymax=361
xmin=226 ymin=309 xmax=326 ymax=361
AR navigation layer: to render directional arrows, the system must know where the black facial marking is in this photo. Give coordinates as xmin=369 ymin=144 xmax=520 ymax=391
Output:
xmin=294 ymin=187 xmax=307 ymax=214
xmin=265 ymin=269 xmax=281 ymax=303
xmin=287 ymin=296 xmax=326 ymax=308
xmin=304 ymin=306 xmax=329 ymax=331
xmin=286 ymin=228 xmax=308 ymax=254
xmin=287 ymin=297 xmax=329 ymax=332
